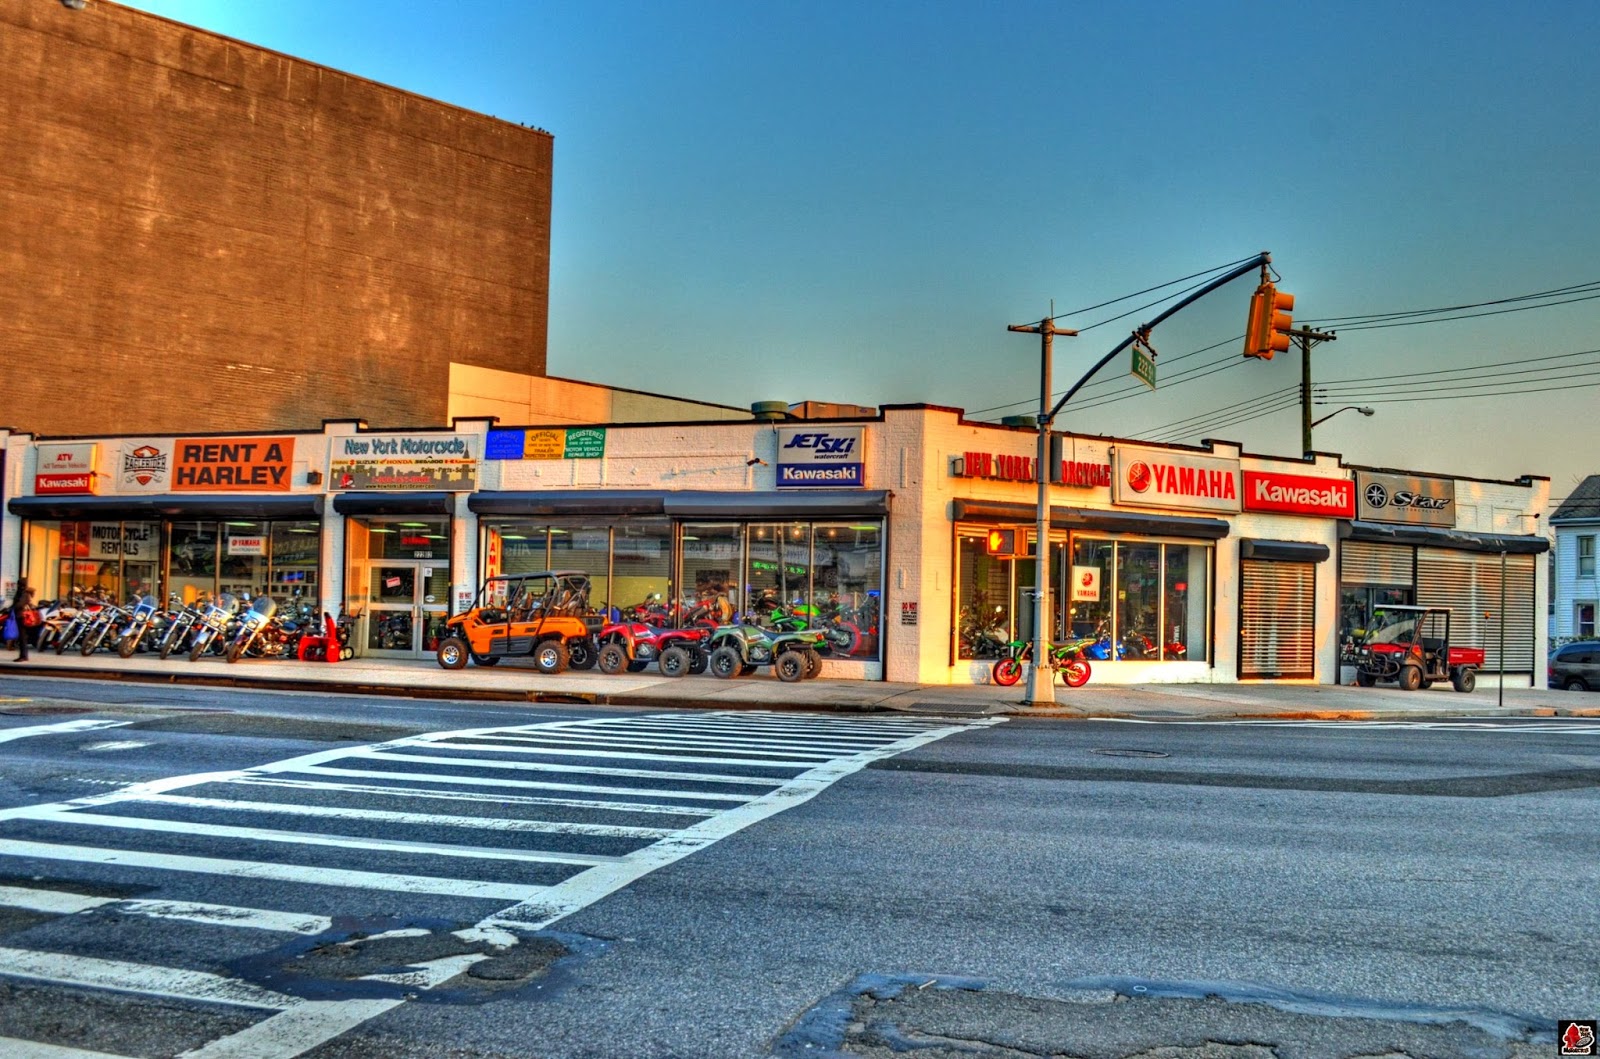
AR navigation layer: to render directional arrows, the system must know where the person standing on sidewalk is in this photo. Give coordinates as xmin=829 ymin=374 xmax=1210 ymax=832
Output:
xmin=5 ymin=580 xmax=36 ymax=662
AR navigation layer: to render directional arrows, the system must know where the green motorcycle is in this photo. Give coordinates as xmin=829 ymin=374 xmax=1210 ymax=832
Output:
xmin=992 ymin=634 xmax=1095 ymax=688
xmin=705 ymin=623 xmax=828 ymax=682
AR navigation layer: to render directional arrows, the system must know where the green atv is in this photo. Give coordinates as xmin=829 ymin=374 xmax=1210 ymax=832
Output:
xmin=704 ymin=623 xmax=827 ymax=682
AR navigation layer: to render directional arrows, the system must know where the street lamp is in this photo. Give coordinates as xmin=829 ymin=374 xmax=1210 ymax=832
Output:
xmin=1309 ymin=405 xmax=1374 ymax=429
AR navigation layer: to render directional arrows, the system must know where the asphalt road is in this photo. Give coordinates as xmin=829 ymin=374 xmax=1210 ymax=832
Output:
xmin=1 ymin=675 xmax=1596 ymax=1059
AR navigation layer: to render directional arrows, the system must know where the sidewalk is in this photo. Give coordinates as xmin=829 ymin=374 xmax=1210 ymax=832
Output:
xmin=5 ymin=650 xmax=1598 ymax=721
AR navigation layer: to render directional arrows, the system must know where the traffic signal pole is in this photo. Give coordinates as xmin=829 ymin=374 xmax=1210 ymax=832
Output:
xmin=1007 ymin=316 xmax=1076 ymax=706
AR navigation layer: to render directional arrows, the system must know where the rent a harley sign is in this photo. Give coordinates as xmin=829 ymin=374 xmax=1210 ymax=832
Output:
xmin=1111 ymin=445 xmax=1241 ymax=514
xmin=1242 ymin=470 xmax=1355 ymax=518
xmin=776 ymin=426 xmax=864 ymax=488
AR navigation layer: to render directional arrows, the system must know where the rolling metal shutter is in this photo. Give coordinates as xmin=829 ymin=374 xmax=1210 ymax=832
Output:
xmin=1339 ymin=541 xmax=1413 ymax=586
xmin=1240 ymin=560 xmax=1315 ymax=679
xmin=1416 ymin=549 xmax=1535 ymax=672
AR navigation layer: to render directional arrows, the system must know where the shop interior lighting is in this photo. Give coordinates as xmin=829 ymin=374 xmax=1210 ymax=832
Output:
xmin=501 ymin=534 xmax=527 ymax=540
xmin=225 ymin=521 xmax=257 ymax=527
xmin=368 ymin=528 xmax=395 ymax=534
xmin=396 ymin=522 xmax=428 ymax=528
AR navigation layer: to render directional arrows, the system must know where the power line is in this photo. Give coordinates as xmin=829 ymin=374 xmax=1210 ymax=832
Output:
xmin=1047 ymin=255 xmax=1258 ymax=323
xmin=1302 ymin=280 xmax=1600 ymax=326
xmin=1138 ymin=385 xmax=1300 ymax=437
xmin=1149 ymin=396 xmax=1301 ymax=444
xmin=1315 ymin=291 xmax=1600 ymax=332
xmin=1316 ymin=375 xmax=1600 ymax=406
xmin=1317 ymin=346 xmax=1600 ymax=388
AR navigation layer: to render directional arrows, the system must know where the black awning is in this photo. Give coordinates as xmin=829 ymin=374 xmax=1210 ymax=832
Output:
xmin=662 ymin=489 xmax=891 ymax=518
xmin=468 ymin=490 xmax=669 ymax=517
xmin=7 ymin=494 xmax=323 ymax=520
xmin=952 ymin=499 xmax=1229 ymax=540
xmin=331 ymin=492 xmax=455 ymax=516
xmin=467 ymin=489 xmax=890 ymax=520
xmin=1240 ymin=538 xmax=1331 ymax=563
xmin=1339 ymin=520 xmax=1549 ymax=555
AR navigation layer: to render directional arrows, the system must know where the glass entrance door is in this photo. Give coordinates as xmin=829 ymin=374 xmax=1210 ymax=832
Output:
xmin=359 ymin=561 xmax=450 ymax=658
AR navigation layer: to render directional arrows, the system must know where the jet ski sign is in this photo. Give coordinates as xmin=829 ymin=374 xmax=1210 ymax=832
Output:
xmin=775 ymin=426 xmax=865 ymax=488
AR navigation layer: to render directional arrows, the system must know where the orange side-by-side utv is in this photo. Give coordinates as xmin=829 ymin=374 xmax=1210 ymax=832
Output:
xmin=435 ymin=571 xmax=601 ymax=674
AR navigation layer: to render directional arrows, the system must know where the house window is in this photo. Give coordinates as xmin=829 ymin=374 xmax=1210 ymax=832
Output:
xmin=1579 ymin=535 xmax=1595 ymax=578
xmin=1579 ymin=603 xmax=1597 ymax=639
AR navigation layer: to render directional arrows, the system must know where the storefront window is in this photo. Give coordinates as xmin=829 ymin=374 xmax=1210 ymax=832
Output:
xmin=814 ymin=523 xmax=882 ymax=658
xmin=613 ymin=520 xmax=671 ymax=620
xmin=269 ymin=522 xmax=321 ymax=609
xmin=747 ymin=522 xmax=810 ymax=619
xmin=957 ymin=532 xmax=1013 ymax=659
xmin=682 ymin=523 xmax=742 ymax=624
xmin=169 ymin=522 xmax=218 ymax=605
xmin=219 ymin=520 xmax=268 ymax=599
xmin=1062 ymin=537 xmax=1209 ymax=662
xmin=549 ymin=521 xmax=611 ymax=614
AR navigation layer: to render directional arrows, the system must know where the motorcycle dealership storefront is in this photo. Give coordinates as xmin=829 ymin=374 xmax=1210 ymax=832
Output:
xmin=0 ymin=410 xmax=1550 ymax=683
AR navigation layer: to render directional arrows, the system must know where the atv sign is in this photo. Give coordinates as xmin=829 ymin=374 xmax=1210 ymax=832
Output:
xmin=776 ymin=426 xmax=865 ymax=488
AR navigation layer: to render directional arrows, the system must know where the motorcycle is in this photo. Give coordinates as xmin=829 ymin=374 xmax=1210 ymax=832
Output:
xmin=991 ymin=634 xmax=1095 ymax=688
xmin=55 ymin=596 xmax=109 ymax=655
xmin=155 ymin=600 xmax=206 ymax=660
xmin=34 ymin=600 xmax=77 ymax=654
xmin=187 ymin=593 xmax=240 ymax=661
xmin=226 ymin=595 xmax=299 ymax=662
xmin=115 ymin=595 xmax=163 ymax=658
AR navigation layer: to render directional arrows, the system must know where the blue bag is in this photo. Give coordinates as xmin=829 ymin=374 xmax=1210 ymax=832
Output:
xmin=2 ymin=612 xmax=17 ymax=642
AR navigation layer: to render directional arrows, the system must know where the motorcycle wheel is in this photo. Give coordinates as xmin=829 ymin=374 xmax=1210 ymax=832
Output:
xmin=1060 ymin=659 xmax=1092 ymax=688
xmin=993 ymin=658 xmax=1023 ymax=687
xmin=775 ymin=650 xmax=807 ymax=683
xmin=597 ymin=643 xmax=628 ymax=675
xmin=158 ymin=628 xmax=183 ymax=661
xmin=81 ymin=625 xmax=107 ymax=656
xmin=226 ymin=640 xmax=245 ymax=664
xmin=188 ymin=633 xmax=209 ymax=662
xmin=117 ymin=632 xmax=140 ymax=659
xmin=827 ymin=624 xmax=862 ymax=656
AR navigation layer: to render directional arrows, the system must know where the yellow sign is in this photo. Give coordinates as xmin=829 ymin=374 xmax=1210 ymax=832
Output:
xmin=522 ymin=429 xmax=566 ymax=460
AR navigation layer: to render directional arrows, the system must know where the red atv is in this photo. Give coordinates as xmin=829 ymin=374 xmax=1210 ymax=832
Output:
xmin=595 ymin=621 xmax=710 ymax=678
xmin=1352 ymin=605 xmax=1482 ymax=692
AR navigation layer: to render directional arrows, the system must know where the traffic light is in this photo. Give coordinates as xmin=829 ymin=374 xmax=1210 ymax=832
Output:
xmin=1243 ymin=281 xmax=1295 ymax=360
xmin=985 ymin=526 xmax=1029 ymax=560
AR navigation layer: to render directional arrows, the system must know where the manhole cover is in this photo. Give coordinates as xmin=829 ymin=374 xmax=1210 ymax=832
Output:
xmin=1089 ymin=747 xmax=1169 ymax=758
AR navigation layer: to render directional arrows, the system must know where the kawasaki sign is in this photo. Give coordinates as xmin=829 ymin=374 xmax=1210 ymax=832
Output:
xmin=776 ymin=426 xmax=865 ymax=488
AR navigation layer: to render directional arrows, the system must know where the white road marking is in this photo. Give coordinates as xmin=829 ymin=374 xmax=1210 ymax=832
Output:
xmin=354 ymin=748 xmax=802 ymax=786
xmin=0 ymin=1036 xmax=136 ymax=1059
xmin=0 ymin=840 xmax=538 ymax=900
xmin=80 ymin=741 xmax=151 ymax=752
xmin=287 ymin=763 xmax=755 ymax=802
xmin=13 ymin=808 xmax=621 ymax=867
xmin=229 ymin=775 xmax=722 ymax=816
xmin=0 ymin=947 xmax=292 ymax=1009
xmin=1104 ymin=717 xmax=1600 ymax=732
xmin=451 ymin=731 xmax=846 ymax=758
xmin=0 ymin=884 xmax=331 ymax=935
xmin=0 ymin=719 xmax=130 ymax=744
xmin=127 ymin=793 xmax=676 ymax=839
xmin=401 ymin=738 xmax=831 ymax=769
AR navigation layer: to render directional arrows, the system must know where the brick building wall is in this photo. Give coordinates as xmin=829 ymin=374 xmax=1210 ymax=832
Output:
xmin=0 ymin=0 xmax=552 ymax=437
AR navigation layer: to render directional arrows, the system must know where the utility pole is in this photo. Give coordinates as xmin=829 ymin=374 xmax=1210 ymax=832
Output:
xmin=1291 ymin=326 xmax=1337 ymax=457
xmin=1007 ymin=315 xmax=1076 ymax=706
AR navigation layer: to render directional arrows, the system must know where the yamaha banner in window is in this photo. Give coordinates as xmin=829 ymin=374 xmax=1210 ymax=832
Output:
xmin=1357 ymin=472 xmax=1455 ymax=526
xmin=775 ymin=426 xmax=865 ymax=488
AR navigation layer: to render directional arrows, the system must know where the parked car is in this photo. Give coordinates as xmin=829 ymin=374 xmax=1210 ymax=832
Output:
xmin=1549 ymin=640 xmax=1600 ymax=691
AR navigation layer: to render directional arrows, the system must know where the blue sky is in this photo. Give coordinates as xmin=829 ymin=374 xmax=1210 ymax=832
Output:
xmin=118 ymin=0 xmax=1600 ymax=508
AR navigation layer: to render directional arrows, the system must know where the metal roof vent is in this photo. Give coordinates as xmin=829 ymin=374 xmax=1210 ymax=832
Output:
xmin=751 ymin=401 xmax=790 ymax=421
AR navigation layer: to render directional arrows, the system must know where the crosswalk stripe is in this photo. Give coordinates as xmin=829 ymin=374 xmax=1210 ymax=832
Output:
xmin=288 ymin=763 xmax=755 ymax=802
xmin=127 ymin=793 xmax=676 ymax=839
xmin=407 ymin=739 xmax=831 ymax=769
xmin=455 ymin=731 xmax=849 ymax=757
xmin=0 ymin=884 xmax=331 ymax=935
xmin=351 ymin=749 xmax=799 ymax=786
xmin=0 ymin=1035 xmax=137 ymax=1058
xmin=13 ymin=808 xmax=622 ymax=867
xmin=0 ymin=946 xmax=293 ymax=1010
xmin=228 ymin=776 xmax=723 ymax=816
xmin=0 ymin=840 xmax=539 ymax=900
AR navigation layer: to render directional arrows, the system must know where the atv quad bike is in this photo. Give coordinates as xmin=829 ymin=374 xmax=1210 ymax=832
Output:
xmin=595 ymin=621 xmax=710 ymax=678
xmin=704 ymin=623 xmax=827 ymax=683
xmin=1352 ymin=605 xmax=1482 ymax=693
xmin=436 ymin=571 xmax=601 ymax=674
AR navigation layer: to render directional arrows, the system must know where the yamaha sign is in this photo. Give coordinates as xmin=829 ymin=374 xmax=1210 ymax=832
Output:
xmin=775 ymin=426 xmax=865 ymax=488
